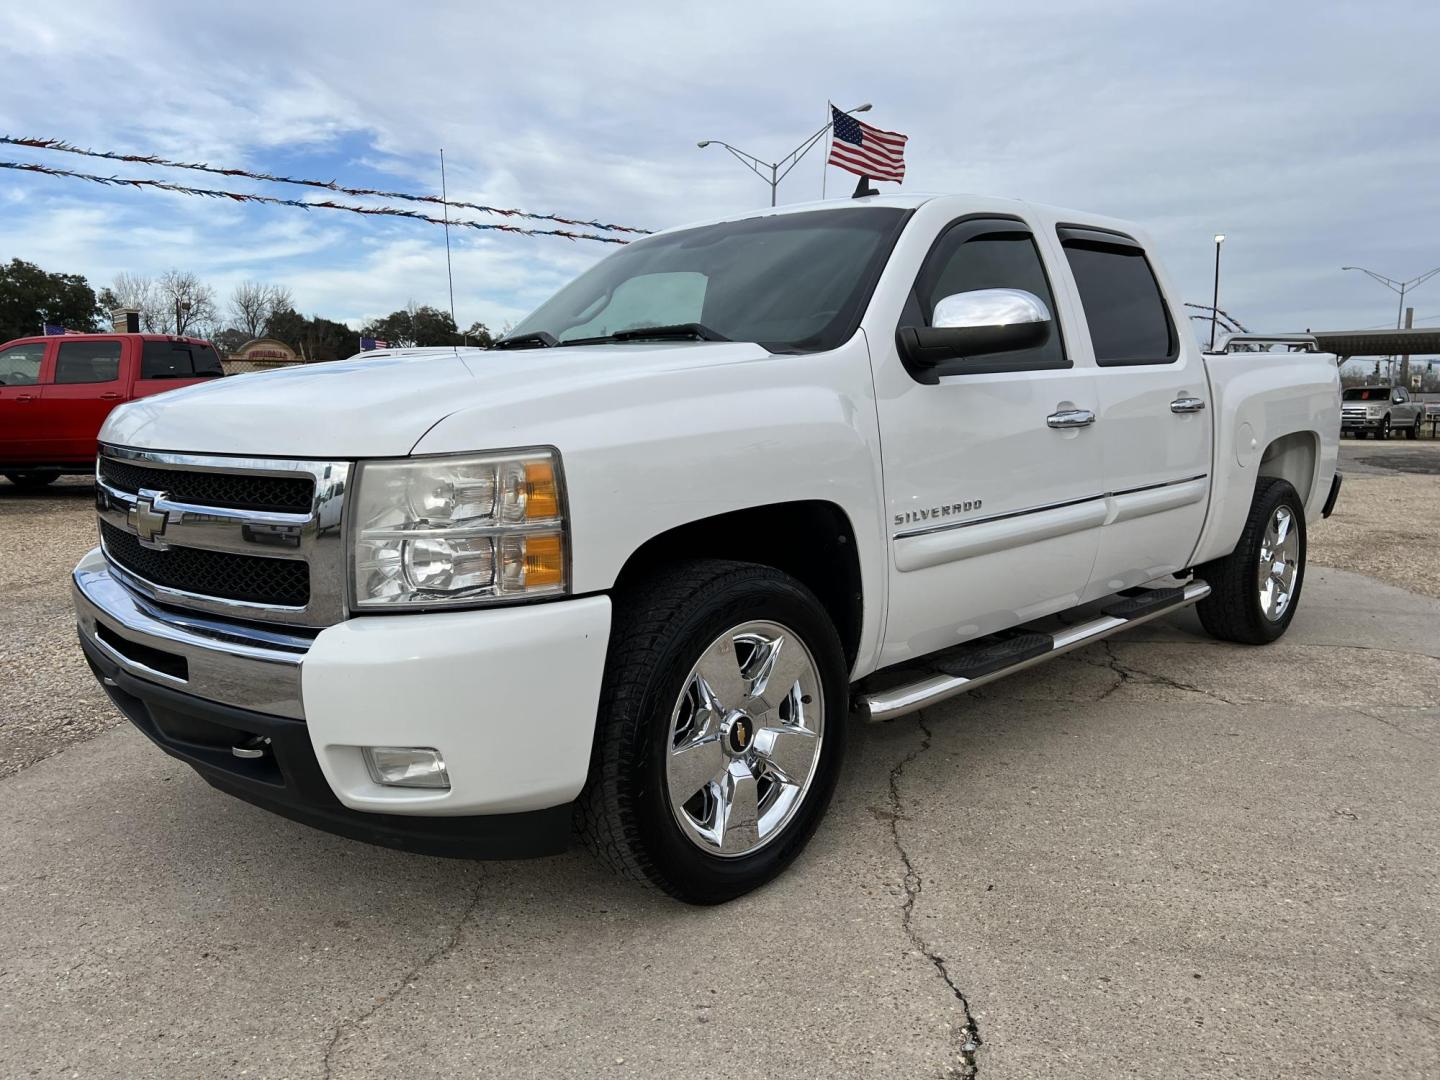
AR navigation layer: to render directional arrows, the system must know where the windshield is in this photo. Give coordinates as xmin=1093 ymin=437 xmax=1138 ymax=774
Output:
xmin=508 ymin=207 xmax=910 ymax=353
xmin=1343 ymin=387 xmax=1392 ymax=401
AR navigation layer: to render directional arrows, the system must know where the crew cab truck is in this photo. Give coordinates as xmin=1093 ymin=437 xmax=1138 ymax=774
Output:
xmin=71 ymin=195 xmax=1341 ymax=904
xmin=1340 ymin=384 xmax=1424 ymax=439
xmin=0 ymin=333 xmax=223 ymax=489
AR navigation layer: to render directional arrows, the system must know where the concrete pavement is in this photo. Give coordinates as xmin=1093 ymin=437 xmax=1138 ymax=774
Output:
xmin=1 ymin=567 xmax=1436 ymax=1078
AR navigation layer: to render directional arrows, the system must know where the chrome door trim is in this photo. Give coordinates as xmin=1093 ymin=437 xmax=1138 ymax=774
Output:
xmin=892 ymin=473 xmax=1210 ymax=540
xmin=1170 ymin=396 xmax=1206 ymax=413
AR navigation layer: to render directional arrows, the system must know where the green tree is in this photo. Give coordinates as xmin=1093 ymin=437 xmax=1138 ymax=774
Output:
xmin=461 ymin=321 xmax=494 ymax=347
xmin=362 ymin=303 xmax=461 ymax=348
xmin=0 ymin=258 xmax=103 ymax=341
xmin=267 ymin=308 xmax=361 ymax=362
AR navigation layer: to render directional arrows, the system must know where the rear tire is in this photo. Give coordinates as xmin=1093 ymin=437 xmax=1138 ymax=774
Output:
xmin=1196 ymin=477 xmax=1306 ymax=645
xmin=576 ymin=559 xmax=848 ymax=904
xmin=3 ymin=471 xmax=60 ymax=491
xmin=1407 ymin=416 xmax=1421 ymax=440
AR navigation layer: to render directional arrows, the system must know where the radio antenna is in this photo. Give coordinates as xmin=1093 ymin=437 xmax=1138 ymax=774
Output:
xmin=440 ymin=148 xmax=457 ymax=333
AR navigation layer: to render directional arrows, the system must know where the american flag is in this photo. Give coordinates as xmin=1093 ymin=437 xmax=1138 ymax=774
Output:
xmin=359 ymin=336 xmax=389 ymax=351
xmin=43 ymin=324 xmax=78 ymax=335
xmin=827 ymin=106 xmax=907 ymax=183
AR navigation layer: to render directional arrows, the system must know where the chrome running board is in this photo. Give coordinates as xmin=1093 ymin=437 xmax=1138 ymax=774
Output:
xmin=856 ymin=580 xmax=1211 ymax=723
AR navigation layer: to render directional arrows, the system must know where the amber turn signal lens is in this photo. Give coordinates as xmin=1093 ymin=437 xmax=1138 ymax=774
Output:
xmin=523 ymin=532 xmax=564 ymax=588
xmin=524 ymin=461 xmax=560 ymax=520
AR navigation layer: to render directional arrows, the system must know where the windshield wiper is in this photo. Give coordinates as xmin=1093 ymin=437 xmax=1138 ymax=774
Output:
xmin=492 ymin=330 xmax=558 ymax=350
xmin=564 ymin=323 xmax=731 ymax=346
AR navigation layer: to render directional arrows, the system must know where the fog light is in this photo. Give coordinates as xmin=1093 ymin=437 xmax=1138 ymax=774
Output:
xmin=363 ymin=746 xmax=450 ymax=789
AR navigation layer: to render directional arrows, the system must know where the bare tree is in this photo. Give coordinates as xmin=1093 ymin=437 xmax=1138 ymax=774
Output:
xmin=228 ymin=281 xmax=293 ymax=339
xmin=157 ymin=269 xmax=218 ymax=337
xmin=104 ymin=271 xmax=166 ymax=331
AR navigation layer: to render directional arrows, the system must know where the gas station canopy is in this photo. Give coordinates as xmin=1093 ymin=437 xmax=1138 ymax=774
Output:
xmin=1308 ymin=328 xmax=1440 ymax=359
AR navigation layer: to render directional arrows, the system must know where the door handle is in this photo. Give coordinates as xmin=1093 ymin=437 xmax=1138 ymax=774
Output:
xmin=1170 ymin=396 xmax=1206 ymax=413
xmin=1047 ymin=408 xmax=1096 ymax=429
xmin=100 ymin=392 xmax=122 ymax=400
xmin=16 ymin=394 xmax=35 ymax=404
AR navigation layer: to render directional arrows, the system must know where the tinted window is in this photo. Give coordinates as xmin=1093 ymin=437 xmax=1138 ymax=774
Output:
xmin=0 ymin=343 xmax=45 ymax=386
xmin=141 ymin=341 xmax=222 ymax=379
xmin=55 ymin=340 xmax=121 ymax=384
xmin=1063 ymin=241 xmax=1177 ymax=365
xmin=509 ymin=207 xmax=909 ymax=353
xmin=192 ymin=343 xmax=224 ymax=376
xmin=910 ymin=226 xmax=1066 ymax=375
xmin=1343 ymin=388 xmax=1389 ymax=401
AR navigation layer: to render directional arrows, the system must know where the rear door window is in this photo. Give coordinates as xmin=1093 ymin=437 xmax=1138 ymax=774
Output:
xmin=0 ymin=342 xmax=46 ymax=386
xmin=1060 ymin=232 xmax=1177 ymax=366
xmin=55 ymin=340 xmax=122 ymax=384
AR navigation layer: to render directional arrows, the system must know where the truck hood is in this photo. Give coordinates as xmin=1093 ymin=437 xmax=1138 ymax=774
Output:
xmin=100 ymin=343 xmax=773 ymax=458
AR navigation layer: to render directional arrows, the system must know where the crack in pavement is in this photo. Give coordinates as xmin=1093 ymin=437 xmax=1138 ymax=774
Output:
xmin=320 ymin=879 xmax=485 ymax=1079
xmin=1078 ymin=641 xmax=1242 ymax=707
xmin=886 ymin=711 xmax=983 ymax=1078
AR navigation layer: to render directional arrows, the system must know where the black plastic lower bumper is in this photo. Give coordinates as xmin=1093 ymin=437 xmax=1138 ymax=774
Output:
xmin=79 ymin=631 xmax=572 ymax=860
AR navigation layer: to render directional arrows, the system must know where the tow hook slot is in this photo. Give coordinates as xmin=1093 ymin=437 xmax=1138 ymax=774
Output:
xmin=232 ymin=735 xmax=272 ymax=760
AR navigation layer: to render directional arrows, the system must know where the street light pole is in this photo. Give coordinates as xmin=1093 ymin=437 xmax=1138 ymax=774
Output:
xmin=1209 ymin=234 xmax=1225 ymax=351
xmin=698 ymin=103 xmax=873 ymax=206
xmin=1342 ymin=264 xmax=1440 ymax=385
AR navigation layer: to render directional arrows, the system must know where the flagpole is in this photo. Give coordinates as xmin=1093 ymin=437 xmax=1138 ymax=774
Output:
xmin=821 ymin=100 xmax=831 ymax=199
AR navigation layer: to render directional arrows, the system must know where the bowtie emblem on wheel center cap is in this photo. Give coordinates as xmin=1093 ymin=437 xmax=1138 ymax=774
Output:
xmin=726 ymin=714 xmax=754 ymax=754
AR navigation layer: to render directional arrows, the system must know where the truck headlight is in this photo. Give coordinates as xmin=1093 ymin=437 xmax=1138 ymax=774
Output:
xmin=351 ymin=449 xmax=567 ymax=608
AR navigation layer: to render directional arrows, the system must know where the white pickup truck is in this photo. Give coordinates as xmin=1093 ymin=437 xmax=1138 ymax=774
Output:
xmin=73 ymin=194 xmax=1342 ymax=903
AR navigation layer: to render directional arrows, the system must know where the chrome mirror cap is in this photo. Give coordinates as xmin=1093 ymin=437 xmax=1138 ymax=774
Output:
xmin=933 ymin=288 xmax=1052 ymax=330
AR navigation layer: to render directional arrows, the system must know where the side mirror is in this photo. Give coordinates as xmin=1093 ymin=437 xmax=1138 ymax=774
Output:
xmin=897 ymin=288 xmax=1052 ymax=370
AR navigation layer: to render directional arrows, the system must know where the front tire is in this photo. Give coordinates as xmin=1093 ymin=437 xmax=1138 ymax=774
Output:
xmin=577 ymin=560 xmax=848 ymax=904
xmin=3 ymin=471 xmax=60 ymax=491
xmin=1379 ymin=415 xmax=1392 ymax=439
xmin=1196 ymin=477 xmax=1306 ymax=645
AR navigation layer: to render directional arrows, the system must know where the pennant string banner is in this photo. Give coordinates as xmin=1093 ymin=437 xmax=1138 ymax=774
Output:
xmin=0 ymin=160 xmax=631 ymax=245
xmin=0 ymin=136 xmax=651 ymax=236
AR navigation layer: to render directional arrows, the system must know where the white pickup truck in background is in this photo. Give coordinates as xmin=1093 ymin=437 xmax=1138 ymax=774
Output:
xmin=73 ymin=194 xmax=1341 ymax=903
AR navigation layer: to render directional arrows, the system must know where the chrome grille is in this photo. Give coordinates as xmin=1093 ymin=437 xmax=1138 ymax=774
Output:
xmin=95 ymin=445 xmax=351 ymax=627
xmin=100 ymin=457 xmax=314 ymax=513
xmin=100 ymin=521 xmax=311 ymax=606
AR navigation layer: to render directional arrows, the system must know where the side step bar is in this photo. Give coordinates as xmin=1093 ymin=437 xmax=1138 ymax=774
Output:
xmin=856 ymin=580 xmax=1211 ymax=723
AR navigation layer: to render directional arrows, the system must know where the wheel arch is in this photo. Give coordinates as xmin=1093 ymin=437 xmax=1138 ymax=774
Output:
xmin=1257 ymin=430 xmax=1319 ymax=508
xmin=611 ymin=500 xmax=865 ymax=669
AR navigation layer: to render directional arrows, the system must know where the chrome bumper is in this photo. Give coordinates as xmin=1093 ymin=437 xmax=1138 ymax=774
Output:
xmin=72 ymin=548 xmax=311 ymax=719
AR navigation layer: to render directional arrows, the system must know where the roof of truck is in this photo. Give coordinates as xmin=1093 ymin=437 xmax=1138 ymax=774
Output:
xmin=660 ymin=191 xmax=1145 ymax=243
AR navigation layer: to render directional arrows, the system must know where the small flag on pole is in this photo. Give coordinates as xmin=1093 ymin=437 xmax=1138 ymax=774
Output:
xmin=359 ymin=336 xmax=390 ymax=351
xmin=43 ymin=324 xmax=75 ymax=335
xmin=826 ymin=106 xmax=907 ymax=183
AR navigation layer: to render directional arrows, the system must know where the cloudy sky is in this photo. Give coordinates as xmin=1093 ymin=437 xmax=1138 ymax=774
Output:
xmin=1 ymin=1 xmax=1436 ymax=348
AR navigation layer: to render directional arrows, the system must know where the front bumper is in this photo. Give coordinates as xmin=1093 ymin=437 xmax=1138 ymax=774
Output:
xmin=72 ymin=548 xmax=612 ymax=857
xmin=1341 ymin=415 xmax=1385 ymax=430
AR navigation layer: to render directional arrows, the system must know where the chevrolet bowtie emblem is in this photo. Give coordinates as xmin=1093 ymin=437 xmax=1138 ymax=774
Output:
xmin=129 ymin=494 xmax=170 ymax=545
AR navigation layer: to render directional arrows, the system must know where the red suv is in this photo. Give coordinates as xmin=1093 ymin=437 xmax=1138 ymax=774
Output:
xmin=0 ymin=333 xmax=224 ymax=489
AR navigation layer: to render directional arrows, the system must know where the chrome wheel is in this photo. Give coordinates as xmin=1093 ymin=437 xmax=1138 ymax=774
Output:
xmin=1257 ymin=505 xmax=1300 ymax=621
xmin=665 ymin=620 xmax=824 ymax=858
